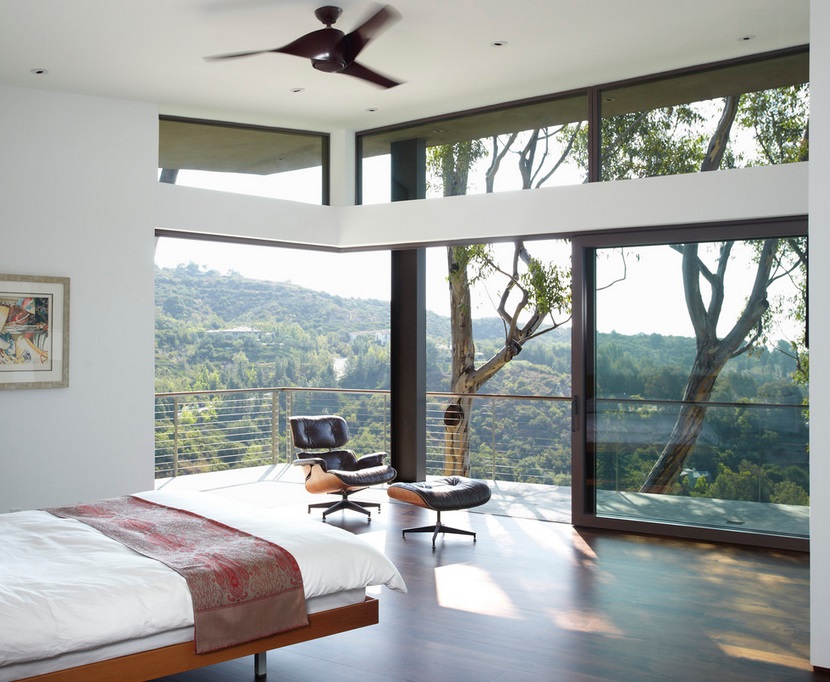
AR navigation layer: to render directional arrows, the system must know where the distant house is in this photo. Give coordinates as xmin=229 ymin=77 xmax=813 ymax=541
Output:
xmin=348 ymin=330 xmax=390 ymax=345
xmin=206 ymin=326 xmax=261 ymax=337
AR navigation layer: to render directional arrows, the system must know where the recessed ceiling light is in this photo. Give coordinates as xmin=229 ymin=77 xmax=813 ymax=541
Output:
xmin=30 ymin=68 xmax=49 ymax=75
xmin=491 ymin=41 xmax=508 ymax=47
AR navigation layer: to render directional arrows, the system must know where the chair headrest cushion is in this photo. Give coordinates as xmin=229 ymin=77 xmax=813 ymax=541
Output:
xmin=290 ymin=415 xmax=349 ymax=449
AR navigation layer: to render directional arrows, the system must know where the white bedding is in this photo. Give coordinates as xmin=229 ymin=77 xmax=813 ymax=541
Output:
xmin=0 ymin=490 xmax=405 ymax=680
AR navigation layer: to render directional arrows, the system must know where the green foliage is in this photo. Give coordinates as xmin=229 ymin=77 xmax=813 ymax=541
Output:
xmin=737 ymin=85 xmax=810 ymax=164
xmin=449 ymin=244 xmax=495 ymax=286
xmin=602 ymin=105 xmax=708 ymax=180
xmin=521 ymin=258 xmax=571 ymax=316
xmin=600 ymin=84 xmax=808 ymax=181
xmin=426 ymin=141 xmax=486 ymax=196
xmin=155 ymin=259 xmax=808 ymax=506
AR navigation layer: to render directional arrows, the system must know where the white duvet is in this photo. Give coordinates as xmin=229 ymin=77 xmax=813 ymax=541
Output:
xmin=0 ymin=490 xmax=406 ymax=670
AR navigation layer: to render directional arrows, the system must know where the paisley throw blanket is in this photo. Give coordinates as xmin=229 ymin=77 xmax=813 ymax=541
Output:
xmin=46 ymin=495 xmax=308 ymax=653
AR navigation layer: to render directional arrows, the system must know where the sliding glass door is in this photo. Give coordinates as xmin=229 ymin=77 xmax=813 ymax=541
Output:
xmin=572 ymin=219 xmax=808 ymax=548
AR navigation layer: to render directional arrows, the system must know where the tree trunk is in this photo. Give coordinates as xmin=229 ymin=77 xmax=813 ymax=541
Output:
xmin=639 ymin=349 xmax=729 ymax=493
xmin=639 ymin=239 xmax=779 ymax=494
xmin=701 ymin=96 xmax=739 ymax=171
xmin=443 ymin=242 xmax=535 ymax=476
xmin=444 ymin=396 xmax=473 ymax=475
xmin=445 ymin=246 xmax=476 ymax=475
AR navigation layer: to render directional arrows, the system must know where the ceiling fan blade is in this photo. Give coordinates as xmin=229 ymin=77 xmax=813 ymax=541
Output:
xmin=204 ymin=48 xmax=278 ymax=61
xmin=205 ymin=27 xmax=343 ymax=62
xmin=340 ymin=60 xmax=401 ymax=88
xmin=341 ymin=4 xmax=401 ymax=63
xmin=273 ymin=27 xmax=344 ymax=60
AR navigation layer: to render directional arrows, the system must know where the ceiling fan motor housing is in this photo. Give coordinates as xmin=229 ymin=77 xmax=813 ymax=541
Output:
xmin=312 ymin=56 xmax=347 ymax=72
xmin=314 ymin=6 xmax=343 ymax=27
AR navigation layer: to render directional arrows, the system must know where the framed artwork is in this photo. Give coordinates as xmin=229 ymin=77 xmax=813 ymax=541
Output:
xmin=0 ymin=274 xmax=69 ymax=389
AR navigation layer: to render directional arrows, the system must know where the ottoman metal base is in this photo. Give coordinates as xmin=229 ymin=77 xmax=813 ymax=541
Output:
xmin=402 ymin=510 xmax=477 ymax=548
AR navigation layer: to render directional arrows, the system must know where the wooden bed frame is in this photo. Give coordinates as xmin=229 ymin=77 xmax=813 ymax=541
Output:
xmin=18 ymin=597 xmax=378 ymax=682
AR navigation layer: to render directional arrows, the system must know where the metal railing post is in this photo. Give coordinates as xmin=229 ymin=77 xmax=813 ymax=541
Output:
xmin=173 ymin=396 xmax=180 ymax=478
xmin=383 ymin=393 xmax=388 ymax=452
xmin=271 ymin=390 xmax=278 ymax=465
xmin=285 ymin=390 xmax=293 ymax=462
xmin=491 ymin=396 xmax=497 ymax=481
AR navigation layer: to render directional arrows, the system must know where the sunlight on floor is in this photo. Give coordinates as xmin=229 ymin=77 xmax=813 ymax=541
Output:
xmin=548 ymin=607 xmax=624 ymax=637
xmin=434 ymin=563 xmax=522 ymax=619
xmin=711 ymin=636 xmax=812 ymax=671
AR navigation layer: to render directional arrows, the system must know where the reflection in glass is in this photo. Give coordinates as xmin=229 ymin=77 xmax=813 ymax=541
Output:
xmin=360 ymin=95 xmax=588 ymax=202
xmin=158 ymin=117 xmax=327 ymax=204
xmin=600 ymin=52 xmax=809 ymax=180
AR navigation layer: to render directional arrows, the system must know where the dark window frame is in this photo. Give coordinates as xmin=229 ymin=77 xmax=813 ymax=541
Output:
xmin=356 ymin=45 xmax=808 ymax=204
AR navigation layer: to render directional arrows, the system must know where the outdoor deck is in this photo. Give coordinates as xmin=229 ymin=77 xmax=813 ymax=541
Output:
xmin=155 ymin=465 xmax=809 ymax=537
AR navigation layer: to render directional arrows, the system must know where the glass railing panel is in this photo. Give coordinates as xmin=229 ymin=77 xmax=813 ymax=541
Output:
xmin=593 ymin=399 xmax=809 ymax=537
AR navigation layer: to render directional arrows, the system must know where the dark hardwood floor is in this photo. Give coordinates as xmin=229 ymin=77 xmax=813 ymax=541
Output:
xmin=160 ymin=498 xmax=821 ymax=682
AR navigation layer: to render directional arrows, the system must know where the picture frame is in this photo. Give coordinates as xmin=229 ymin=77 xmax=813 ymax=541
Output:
xmin=0 ymin=274 xmax=69 ymax=389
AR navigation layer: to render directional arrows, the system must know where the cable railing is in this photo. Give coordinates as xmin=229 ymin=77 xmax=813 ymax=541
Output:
xmin=154 ymin=387 xmax=573 ymax=483
xmin=154 ymin=387 xmax=809 ymax=508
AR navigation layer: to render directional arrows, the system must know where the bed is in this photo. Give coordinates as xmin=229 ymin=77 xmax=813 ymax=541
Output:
xmin=0 ymin=489 xmax=406 ymax=682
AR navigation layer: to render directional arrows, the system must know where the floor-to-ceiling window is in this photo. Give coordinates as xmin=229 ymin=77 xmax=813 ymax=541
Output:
xmin=572 ymin=219 xmax=808 ymax=549
xmin=153 ymin=236 xmax=391 ymax=476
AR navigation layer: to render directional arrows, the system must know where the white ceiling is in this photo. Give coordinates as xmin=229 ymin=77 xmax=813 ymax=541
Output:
xmin=0 ymin=0 xmax=810 ymax=133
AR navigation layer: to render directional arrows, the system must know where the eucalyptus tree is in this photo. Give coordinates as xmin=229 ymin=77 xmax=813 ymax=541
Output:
xmin=636 ymin=86 xmax=809 ymax=493
xmin=430 ymin=130 xmax=574 ymax=476
xmin=431 ymin=82 xmax=808 ymax=487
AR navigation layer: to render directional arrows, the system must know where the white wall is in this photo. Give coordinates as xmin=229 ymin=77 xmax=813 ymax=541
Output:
xmin=337 ymin=163 xmax=807 ymax=248
xmin=810 ymin=0 xmax=830 ymax=670
xmin=0 ymin=85 xmax=158 ymax=510
xmin=155 ymin=162 xmax=808 ymax=251
xmin=155 ymin=182 xmax=339 ymax=247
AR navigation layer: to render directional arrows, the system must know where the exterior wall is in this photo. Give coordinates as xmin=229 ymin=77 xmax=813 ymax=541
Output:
xmin=0 ymin=85 xmax=158 ymax=510
xmin=810 ymin=0 xmax=830 ymax=670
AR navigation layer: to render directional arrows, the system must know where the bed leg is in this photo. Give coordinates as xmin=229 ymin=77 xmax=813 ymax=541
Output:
xmin=254 ymin=651 xmax=267 ymax=678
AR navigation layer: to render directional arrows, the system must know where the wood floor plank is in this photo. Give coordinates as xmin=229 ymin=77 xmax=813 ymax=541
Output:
xmin=159 ymin=499 xmax=823 ymax=682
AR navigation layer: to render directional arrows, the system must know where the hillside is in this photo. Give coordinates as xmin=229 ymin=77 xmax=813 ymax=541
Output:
xmin=156 ymin=264 xmax=800 ymax=399
xmin=154 ymin=265 xmax=809 ymax=503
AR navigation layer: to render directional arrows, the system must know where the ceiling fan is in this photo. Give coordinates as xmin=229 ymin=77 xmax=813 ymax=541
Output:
xmin=205 ymin=4 xmax=403 ymax=88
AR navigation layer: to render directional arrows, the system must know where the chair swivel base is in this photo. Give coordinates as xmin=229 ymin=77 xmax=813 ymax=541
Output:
xmin=402 ymin=511 xmax=476 ymax=549
xmin=308 ymin=495 xmax=380 ymax=522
